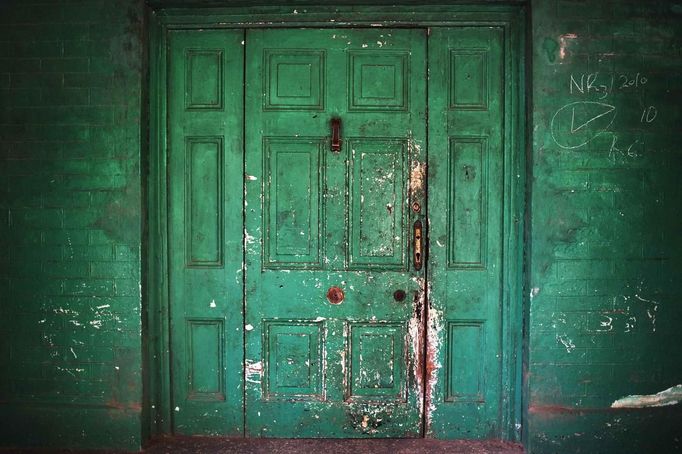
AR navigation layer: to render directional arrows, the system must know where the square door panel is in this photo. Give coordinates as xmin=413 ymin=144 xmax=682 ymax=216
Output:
xmin=349 ymin=51 xmax=409 ymax=111
xmin=263 ymin=320 xmax=324 ymax=400
xmin=347 ymin=322 xmax=406 ymax=401
xmin=264 ymin=50 xmax=325 ymax=110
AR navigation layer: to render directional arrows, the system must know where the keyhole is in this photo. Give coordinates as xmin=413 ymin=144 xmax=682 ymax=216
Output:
xmin=463 ymin=165 xmax=475 ymax=181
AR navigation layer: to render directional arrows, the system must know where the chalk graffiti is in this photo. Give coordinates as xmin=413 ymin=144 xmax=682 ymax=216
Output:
xmin=553 ymin=72 xmax=658 ymax=154
xmin=569 ymin=72 xmax=648 ymax=99
xmin=550 ymin=101 xmax=617 ymax=149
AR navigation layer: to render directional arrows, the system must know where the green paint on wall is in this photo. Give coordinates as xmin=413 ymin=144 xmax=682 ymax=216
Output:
xmin=528 ymin=0 xmax=682 ymax=452
xmin=0 ymin=0 xmax=145 ymax=450
xmin=541 ymin=37 xmax=558 ymax=63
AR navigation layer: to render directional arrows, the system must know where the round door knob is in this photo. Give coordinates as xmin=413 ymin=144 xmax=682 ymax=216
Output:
xmin=393 ymin=289 xmax=406 ymax=302
xmin=327 ymin=286 xmax=344 ymax=305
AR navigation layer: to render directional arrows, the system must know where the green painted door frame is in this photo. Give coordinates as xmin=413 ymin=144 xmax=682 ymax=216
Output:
xmin=147 ymin=2 xmax=526 ymax=442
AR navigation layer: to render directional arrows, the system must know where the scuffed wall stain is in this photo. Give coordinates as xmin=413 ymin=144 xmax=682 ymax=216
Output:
xmin=558 ymin=33 xmax=577 ymax=60
xmin=542 ymin=37 xmax=559 ymax=63
xmin=92 ymin=177 xmax=142 ymax=245
xmin=611 ymin=385 xmax=682 ymax=408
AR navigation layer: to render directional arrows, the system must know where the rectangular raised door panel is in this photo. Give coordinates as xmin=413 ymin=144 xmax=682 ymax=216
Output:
xmin=187 ymin=319 xmax=225 ymax=400
xmin=265 ymin=50 xmax=325 ymax=110
xmin=445 ymin=321 xmax=485 ymax=402
xmin=263 ymin=138 xmax=323 ymax=268
xmin=348 ymin=322 xmax=406 ymax=401
xmin=185 ymin=137 xmax=223 ymax=267
xmin=448 ymin=137 xmax=488 ymax=269
xmin=348 ymin=138 xmax=407 ymax=269
xmin=349 ymin=51 xmax=408 ymax=111
xmin=168 ymin=29 xmax=244 ymax=436
xmin=185 ymin=49 xmax=223 ymax=110
xmin=245 ymin=28 xmax=426 ymax=438
xmin=449 ymin=49 xmax=489 ymax=110
xmin=263 ymin=320 xmax=324 ymax=399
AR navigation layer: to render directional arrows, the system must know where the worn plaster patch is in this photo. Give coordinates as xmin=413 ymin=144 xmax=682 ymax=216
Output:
xmin=611 ymin=384 xmax=682 ymax=408
xmin=558 ymin=33 xmax=577 ymax=60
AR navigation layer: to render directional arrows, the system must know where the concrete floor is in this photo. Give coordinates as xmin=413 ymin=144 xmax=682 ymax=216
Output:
xmin=3 ymin=437 xmax=524 ymax=453
xmin=142 ymin=437 xmax=525 ymax=454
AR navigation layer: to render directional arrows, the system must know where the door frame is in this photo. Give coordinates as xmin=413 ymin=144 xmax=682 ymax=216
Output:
xmin=147 ymin=2 xmax=527 ymax=442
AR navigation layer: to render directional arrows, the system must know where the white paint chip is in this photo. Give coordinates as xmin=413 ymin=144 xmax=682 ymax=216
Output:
xmin=245 ymin=324 xmax=254 ymax=331
xmin=611 ymin=385 xmax=682 ymax=408
xmin=175 ymin=406 xmax=180 ymax=412
xmin=210 ymin=299 xmax=217 ymax=308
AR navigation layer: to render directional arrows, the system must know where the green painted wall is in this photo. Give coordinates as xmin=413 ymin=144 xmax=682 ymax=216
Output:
xmin=528 ymin=0 xmax=682 ymax=452
xmin=1 ymin=0 xmax=681 ymax=452
xmin=0 ymin=0 xmax=145 ymax=450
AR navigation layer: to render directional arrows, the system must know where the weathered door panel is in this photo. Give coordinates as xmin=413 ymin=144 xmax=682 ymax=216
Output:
xmin=244 ymin=28 xmax=427 ymax=437
xmin=426 ymin=27 xmax=505 ymax=438
xmin=167 ymin=29 xmax=244 ymax=435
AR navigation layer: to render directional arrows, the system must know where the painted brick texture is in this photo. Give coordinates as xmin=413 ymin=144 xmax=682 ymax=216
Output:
xmin=0 ymin=0 xmax=144 ymax=450
xmin=529 ymin=0 xmax=682 ymax=452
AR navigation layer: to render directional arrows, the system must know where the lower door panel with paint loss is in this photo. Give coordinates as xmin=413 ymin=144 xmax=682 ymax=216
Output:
xmin=244 ymin=28 xmax=427 ymax=437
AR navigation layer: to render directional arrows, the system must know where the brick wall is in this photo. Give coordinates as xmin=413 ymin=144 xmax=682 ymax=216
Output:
xmin=529 ymin=0 xmax=682 ymax=452
xmin=0 ymin=0 xmax=144 ymax=450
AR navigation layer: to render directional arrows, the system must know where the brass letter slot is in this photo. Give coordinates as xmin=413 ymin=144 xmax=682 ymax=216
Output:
xmin=330 ymin=117 xmax=341 ymax=152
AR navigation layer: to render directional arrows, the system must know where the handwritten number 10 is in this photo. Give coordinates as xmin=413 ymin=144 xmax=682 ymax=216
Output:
xmin=641 ymin=106 xmax=657 ymax=123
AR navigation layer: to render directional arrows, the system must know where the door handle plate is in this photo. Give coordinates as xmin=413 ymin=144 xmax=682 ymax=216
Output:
xmin=413 ymin=220 xmax=423 ymax=271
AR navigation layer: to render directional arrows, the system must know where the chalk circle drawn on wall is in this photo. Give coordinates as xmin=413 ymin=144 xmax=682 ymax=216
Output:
xmin=550 ymin=101 xmax=617 ymax=149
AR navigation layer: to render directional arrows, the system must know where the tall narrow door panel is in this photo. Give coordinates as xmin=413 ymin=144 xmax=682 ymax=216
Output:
xmin=244 ymin=28 xmax=427 ymax=437
xmin=167 ymin=29 xmax=244 ymax=435
xmin=427 ymin=27 xmax=506 ymax=438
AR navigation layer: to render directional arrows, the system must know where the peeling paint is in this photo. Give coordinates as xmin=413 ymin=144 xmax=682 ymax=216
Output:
xmin=530 ymin=287 xmax=540 ymax=299
xmin=409 ymin=160 xmax=426 ymax=194
xmin=558 ymin=33 xmax=578 ymax=60
xmin=245 ymin=360 xmax=263 ymax=385
xmin=556 ymin=334 xmax=576 ymax=353
xmin=611 ymin=385 xmax=682 ymax=408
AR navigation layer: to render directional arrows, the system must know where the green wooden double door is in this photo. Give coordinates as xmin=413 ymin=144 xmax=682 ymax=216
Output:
xmin=167 ymin=27 xmax=507 ymax=438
